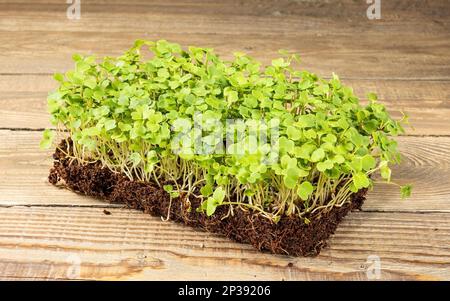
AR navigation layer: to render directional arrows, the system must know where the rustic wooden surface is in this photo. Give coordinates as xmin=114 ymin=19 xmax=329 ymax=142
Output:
xmin=0 ymin=0 xmax=449 ymax=280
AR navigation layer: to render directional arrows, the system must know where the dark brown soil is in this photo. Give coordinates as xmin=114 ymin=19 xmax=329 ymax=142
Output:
xmin=49 ymin=139 xmax=367 ymax=256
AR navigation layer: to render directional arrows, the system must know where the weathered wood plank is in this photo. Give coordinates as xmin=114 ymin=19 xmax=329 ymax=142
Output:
xmin=0 ymin=0 xmax=447 ymax=281
xmin=0 ymin=0 xmax=447 ymax=282
xmin=0 ymin=1 xmax=449 ymax=77
xmin=1 ymin=0 xmax=448 ymax=33
xmin=1 ymin=75 xmax=449 ymax=135
xmin=1 ymin=10 xmax=448 ymax=37
xmin=0 ymin=130 xmax=110 ymax=206
xmin=1 ymin=31 xmax=448 ymax=78
xmin=0 ymin=206 xmax=448 ymax=280
xmin=0 ymin=130 xmax=449 ymax=212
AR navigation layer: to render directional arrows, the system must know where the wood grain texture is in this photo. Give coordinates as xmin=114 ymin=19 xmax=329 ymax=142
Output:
xmin=0 ymin=0 xmax=449 ymax=77
xmin=1 ymin=0 xmax=449 ymax=35
xmin=0 ymin=130 xmax=449 ymax=212
xmin=0 ymin=0 xmax=449 ymax=281
xmin=0 ymin=206 xmax=448 ymax=280
xmin=1 ymin=75 xmax=449 ymax=135
xmin=0 ymin=130 xmax=112 ymax=206
xmin=1 ymin=31 xmax=448 ymax=78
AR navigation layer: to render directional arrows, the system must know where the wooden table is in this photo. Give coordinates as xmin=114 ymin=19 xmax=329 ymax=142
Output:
xmin=0 ymin=0 xmax=449 ymax=280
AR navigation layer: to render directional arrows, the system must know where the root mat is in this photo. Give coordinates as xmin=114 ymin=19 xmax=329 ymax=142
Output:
xmin=49 ymin=142 xmax=367 ymax=256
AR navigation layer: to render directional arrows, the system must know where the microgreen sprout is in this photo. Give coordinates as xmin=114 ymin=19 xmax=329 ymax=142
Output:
xmin=42 ymin=39 xmax=411 ymax=222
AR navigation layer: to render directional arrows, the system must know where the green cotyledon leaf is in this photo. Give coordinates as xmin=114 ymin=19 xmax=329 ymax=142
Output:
xmin=352 ymin=172 xmax=370 ymax=190
xmin=39 ymin=129 xmax=55 ymax=150
xmin=297 ymin=181 xmax=314 ymax=201
xmin=400 ymin=184 xmax=413 ymax=199
xmin=311 ymin=148 xmax=325 ymax=162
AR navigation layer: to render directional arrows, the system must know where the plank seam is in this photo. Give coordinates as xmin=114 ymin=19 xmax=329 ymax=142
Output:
xmin=0 ymin=204 xmax=449 ymax=214
xmin=0 ymin=127 xmax=46 ymax=131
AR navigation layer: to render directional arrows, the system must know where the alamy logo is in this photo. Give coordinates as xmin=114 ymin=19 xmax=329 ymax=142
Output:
xmin=366 ymin=0 xmax=381 ymax=20
xmin=169 ymin=114 xmax=280 ymax=165
xmin=66 ymin=253 xmax=81 ymax=279
xmin=67 ymin=0 xmax=81 ymax=20
xmin=365 ymin=255 xmax=381 ymax=280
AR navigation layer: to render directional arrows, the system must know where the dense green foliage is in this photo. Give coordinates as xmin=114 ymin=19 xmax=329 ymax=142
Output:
xmin=42 ymin=40 xmax=411 ymax=222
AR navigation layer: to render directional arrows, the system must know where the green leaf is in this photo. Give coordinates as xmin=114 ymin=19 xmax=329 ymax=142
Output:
xmin=72 ymin=53 xmax=83 ymax=62
xmin=293 ymin=143 xmax=315 ymax=159
xmin=281 ymin=154 xmax=297 ymax=169
xmin=295 ymin=115 xmax=315 ymax=128
xmin=361 ymin=155 xmax=376 ymax=171
xmin=283 ymin=175 xmax=297 ymax=189
xmin=332 ymin=154 xmax=345 ymax=164
xmin=83 ymin=127 xmax=101 ymax=137
xmin=283 ymin=167 xmax=304 ymax=189
xmin=79 ymin=136 xmax=96 ymax=151
xmin=53 ymin=73 xmax=64 ymax=82
xmin=304 ymin=129 xmax=316 ymax=139
xmin=206 ymin=198 xmax=218 ymax=216
xmin=225 ymin=88 xmax=239 ymax=105
xmin=128 ymin=152 xmax=142 ymax=167
xmin=118 ymin=122 xmax=132 ymax=132
xmin=279 ymin=136 xmax=295 ymax=154
xmin=163 ymin=185 xmax=173 ymax=193
xmin=297 ymin=181 xmax=314 ymax=200
xmin=363 ymin=119 xmax=379 ymax=133
xmin=104 ymin=119 xmax=116 ymax=131
xmin=271 ymin=58 xmax=289 ymax=68
xmin=310 ymin=148 xmax=325 ymax=162
xmin=47 ymin=91 xmax=65 ymax=114
xmin=322 ymin=134 xmax=337 ymax=144
xmin=157 ymin=68 xmax=170 ymax=79
xmin=84 ymin=77 xmax=97 ymax=89
xmin=286 ymin=126 xmax=301 ymax=141
xmin=39 ymin=129 xmax=55 ymax=150
xmin=200 ymin=184 xmax=213 ymax=197
xmin=400 ymin=184 xmax=412 ymax=199
xmin=380 ymin=164 xmax=392 ymax=182
xmin=350 ymin=157 xmax=363 ymax=172
xmin=337 ymin=118 xmax=349 ymax=130
xmin=204 ymin=190 xmax=224 ymax=216
xmin=316 ymin=160 xmax=334 ymax=172
xmin=367 ymin=92 xmax=378 ymax=101
xmin=212 ymin=187 xmax=226 ymax=204
xmin=172 ymin=118 xmax=192 ymax=132
xmin=352 ymin=172 xmax=370 ymax=190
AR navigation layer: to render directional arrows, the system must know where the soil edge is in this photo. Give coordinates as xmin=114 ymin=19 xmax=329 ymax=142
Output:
xmin=49 ymin=141 xmax=367 ymax=256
